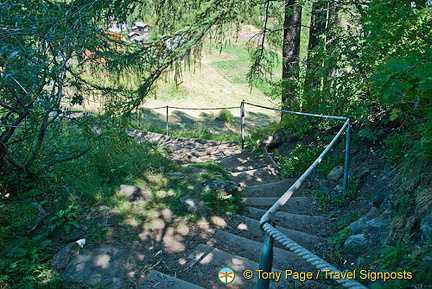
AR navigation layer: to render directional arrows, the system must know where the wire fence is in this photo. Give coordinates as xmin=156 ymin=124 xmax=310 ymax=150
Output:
xmin=137 ymin=104 xmax=240 ymax=136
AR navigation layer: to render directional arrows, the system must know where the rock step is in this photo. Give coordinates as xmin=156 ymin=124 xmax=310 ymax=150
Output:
xmin=231 ymin=167 xmax=281 ymax=186
xmin=245 ymin=206 xmax=333 ymax=237
xmin=211 ymin=228 xmax=322 ymax=271
xmin=128 ymin=129 xmax=238 ymax=149
xmin=243 ymin=196 xmax=320 ymax=215
xmin=241 ymin=178 xmax=311 ymax=198
xmin=187 ymin=244 xmax=298 ymax=289
xmin=141 ymin=270 xmax=204 ymax=289
xmin=223 ymin=215 xmax=328 ymax=252
xmin=216 ymin=152 xmax=274 ymax=172
xmin=127 ymin=129 xmax=241 ymax=162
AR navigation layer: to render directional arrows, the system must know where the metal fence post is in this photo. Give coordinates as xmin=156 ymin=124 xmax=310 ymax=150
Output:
xmin=257 ymin=230 xmax=273 ymax=289
xmin=165 ymin=105 xmax=169 ymax=136
xmin=343 ymin=118 xmax=351 ymax=191
xmin=241 ymin=100 xmax=245 ymax=150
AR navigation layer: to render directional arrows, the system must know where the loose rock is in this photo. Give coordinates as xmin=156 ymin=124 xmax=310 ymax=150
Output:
xmin=203 ymin=180 xmax=239 ymax=196
xmin=327 ymin=165 xmax=344 ymax=182
xmin=118 ymin=185 xmax=152 ymax=203
xmin=344 ymin=234 xmax=370 ymax=250
xmin=63 ymin=245 xmax=126 ymax=289
xmin=179 ymin=195 xmax=208 ymax=218
xmin=52 ymin=242 xmax=82 ymax=271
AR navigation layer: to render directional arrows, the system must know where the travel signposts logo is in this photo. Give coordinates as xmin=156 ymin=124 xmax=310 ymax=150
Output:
xmin=218 ymin=266 xmax=235 ymax=284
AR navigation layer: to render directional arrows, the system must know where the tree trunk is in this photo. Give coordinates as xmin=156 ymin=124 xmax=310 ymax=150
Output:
xmin=282 ymin=0 xmax=302 ymax=113
xmin=308 ymin=0 xmax=328 ymax=52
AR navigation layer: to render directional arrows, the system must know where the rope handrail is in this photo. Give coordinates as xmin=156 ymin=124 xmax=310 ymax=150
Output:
xmin=262 ymin=223 xmax=368 ymax=289
xmin=244 ymin=101 xmax=348 ymax=120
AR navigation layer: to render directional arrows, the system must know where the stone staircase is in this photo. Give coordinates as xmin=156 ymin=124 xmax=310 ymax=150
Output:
xmin=135 ymin=131 xmax=336 ymax=289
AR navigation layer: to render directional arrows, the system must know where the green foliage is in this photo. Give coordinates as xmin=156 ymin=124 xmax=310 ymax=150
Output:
xmin=49 ymin=205 xmax=81 ymax=234
xmin=244 ymin=121 xmax=280 ymax=149
xmin=0 ymin=0 xmax=110 ymax=173
xmin=311 ymin=174 xmax=360 ymax=209
xmin=190 ymin=161 xmax=230 ymax=179
xmin=217 ymin=109 xmax=235 ymax=124
xmin=329 ymin=227 xmax=353 ymax=249
xmin=171 ymin=125 xmax=239 ymax=142
xmin=298 ymin=0 xmax=432 ymax=164
xmin=0 ymin=117 xmax=182 ymax=287
xmin=375 ymin=238 xmax=432 ymax=288
xmin=272 ymin=142 xmax=322 ymax=177
xmin=61 ymin=117 xmax=177 ymax=201
xmin=311 ymin=189 xmax=330 ymax=209
xmin=0 ymin=235 xmax=53 ymax=288
xmin=201 ymin=188 xmax=242 ymax=214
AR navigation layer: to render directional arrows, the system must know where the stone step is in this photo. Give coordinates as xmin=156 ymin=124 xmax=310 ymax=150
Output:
xmin=210 ymin=229 xmax=319 ymax=271
xmin=127 ymin=129 xmax=241 ymax=162
xmin=225 ymin=215 xmax=329 ymax=252
xmin=217 ymin=152 xmax=274 ymax=172
xmin=231 ymin=167 xmax=282 ymax=186
xmin=241 ymin=179 xmax=297 ymax=197
xmin=245 ymin=206 xmax=333 ymax=237
xmin=141 ymin=270 xmax=204 ymax=289
xmin=243 ymin=196 xmax=320 ymax=215
xmin=128 ymin=129 xmax=239 ymax=149
xmin=186 ymin=244 xmax=298 ymax=289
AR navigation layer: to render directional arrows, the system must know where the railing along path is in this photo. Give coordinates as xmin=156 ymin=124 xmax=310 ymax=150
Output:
xmin=144 ymin=101 xmax=366 ymax=289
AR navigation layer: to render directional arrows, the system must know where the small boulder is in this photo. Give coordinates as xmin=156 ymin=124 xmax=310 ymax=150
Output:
xmin=203 ymin=180 xmax=238 ymax=196
xmin=63 ymin=245 xmax=126 ymax=289
xmin=344 ymin=234 xmax=370 ymax=250
xmin=327 ymin=165 xmax=344 ymax=182
xmin=348 ymin=207 xmax=381 ymax=234
xmin=347 ymin=208 xmax=391 ymax=251
xmin=52 ymin=242 xmax=82 ymax=271
xmin=348 ymin=218 xmax=368 ymax=235
xmin=179 ymin=196 xmax=208 ymax=218
xmin=333 ymin=184 xmax=344 ymax=195
xmin=259 ymin=133 xmax=282 ymax=152
xmin=318 ymin=181 xmax=332 ymax=197
xmin=118 ymin=185 xmax=152 ymax=203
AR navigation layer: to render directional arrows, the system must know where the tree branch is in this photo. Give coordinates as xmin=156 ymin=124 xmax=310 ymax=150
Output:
xmin=0 ymin=140 xmax=25 ymax=171
xmin=38 ymin=146 xmax=91 ymax=173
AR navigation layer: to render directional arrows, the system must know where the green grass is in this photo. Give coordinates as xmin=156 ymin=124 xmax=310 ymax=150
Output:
xmin=210 ymin=45 xmax=282 ymax=96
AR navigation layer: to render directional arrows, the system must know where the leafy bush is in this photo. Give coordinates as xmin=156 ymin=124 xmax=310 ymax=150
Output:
xmin=0 ymin=235 xmax=53 ymax=288
xmin=48 ymin=205 xmax=81 ymax=234
xmin=272 ymin=143 xmax=322 ymax=177
xmin=374 ymin=238 xmax=432 ymax=289
xmin=217 ymin=109 xmax=235 ymax=124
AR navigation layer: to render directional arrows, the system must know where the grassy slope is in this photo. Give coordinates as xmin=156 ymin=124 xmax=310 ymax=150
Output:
xmin=146 ymin=45 xmax=280 ymax=117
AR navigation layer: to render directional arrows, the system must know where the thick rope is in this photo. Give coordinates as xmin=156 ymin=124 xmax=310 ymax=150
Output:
xmin=262 ymin=223 xmax=368 ymax=289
